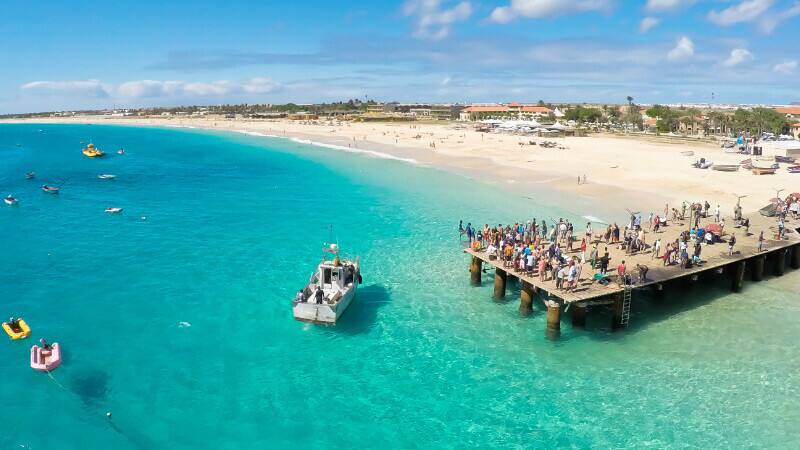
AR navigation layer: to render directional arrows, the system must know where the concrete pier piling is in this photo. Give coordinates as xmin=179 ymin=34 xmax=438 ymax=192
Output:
xmin=751 ymin=255 xmax=765 ymax=282
xmin=611 ymin=294 xmax=624 ymax=330
xmin=519 ymin=281 xmax=534 ymax=316
xmin=792 ymin=244 xmax=800 ymax=270
xmin=493 ymin=267 xmax=507 ymax=300
xmin=571 ymin=304 xmax=586 ymax=328
xmin=730 ymin=261 xmax=745 ymax=292
xmin=545 ymin=301 xmax=561 ymax=338
xmin=774 ymin=249 xmax=787 ymax=277
xmin=469 ymin=256 xmax=482 ymax=286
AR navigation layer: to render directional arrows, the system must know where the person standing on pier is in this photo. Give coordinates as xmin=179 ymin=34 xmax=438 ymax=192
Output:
xmin=758 ymin=231 xmax=765 ymax=252
xmin=652 ymin=238 xmax=661 ymax=259
xmin=715 ymin=204 xmax=721 ymax=222
xmin=585 ymin=222 xmax=593 ymax=242
xmin=599 ymin=250 xmax=610 ymax=274
xmin=728 ymin=234 xmax=736 ymax=256
xmin=580 ymin=238 xmax=587 ymax=264
xmin=590 ymin=244 xmax=598 ymax=269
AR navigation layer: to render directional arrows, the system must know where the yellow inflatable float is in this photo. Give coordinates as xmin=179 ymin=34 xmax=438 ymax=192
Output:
xmin=2 ymin=318 xmax=31 ymax=340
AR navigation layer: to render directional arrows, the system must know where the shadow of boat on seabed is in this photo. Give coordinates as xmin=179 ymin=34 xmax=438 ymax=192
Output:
xmin=320 ymin=284 xmax=392 ymax=336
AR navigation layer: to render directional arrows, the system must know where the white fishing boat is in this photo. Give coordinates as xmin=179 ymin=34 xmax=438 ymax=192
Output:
xmin=292 ymin=244 xmax=361 ymax=324
xmin=98 ymin=174 xmax=116 ymax=180
xmin=4 ymin=195 xmax=18 ymax=206
xmin=105 ymin=207 xmax=123 ymax=214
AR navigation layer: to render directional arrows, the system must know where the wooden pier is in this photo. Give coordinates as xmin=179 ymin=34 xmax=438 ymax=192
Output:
xmin=465 ymin=210 xmax=800 ymax=337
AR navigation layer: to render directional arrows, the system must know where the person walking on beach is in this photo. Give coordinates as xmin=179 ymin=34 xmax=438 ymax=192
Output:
xmin=647 ymin=212 xmax=653 ymax=230
xmin=728 ymin=233 xmax=736 ymax=256
xmin=585 ymin=222 xmax=592 ymax=241
xmin=715 ymin=204 xmax=720 ymax=222
xmin=580 ymin=238 xmax=587 ymax=264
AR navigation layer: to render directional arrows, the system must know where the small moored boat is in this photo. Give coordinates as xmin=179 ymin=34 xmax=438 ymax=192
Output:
xmin=25 ymin=172 xmax=35 ymax=180
xmin=98 ymin=174 xmax=116 ymax=180
xmin=788 ymin=165 xmax=800 ymax=173
xmin=711 ymin=164 xmax=739 ymax=172
xmin=293 ymin=244 xmax=361 ymax=324
xmin=117 ymin=148 xmax=125 ymax=155
xmin=2 ymin=318 xmax=31 ymax=340
xmin=41 ymin=185 xmax=60 ymax=194
xmin=4 ymin=195 xmax=18 ymax=205
xmin=775 ymin=156 xmax=796 ymax=164
xmin=30 ymin=341 xmax=61 ymax=372
xmin=105 ymin=207 xmax=123 ymax=214
xmin=82 ymin=143 xmax=105 ymax=158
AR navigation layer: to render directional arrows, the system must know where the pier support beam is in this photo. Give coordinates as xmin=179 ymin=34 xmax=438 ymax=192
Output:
xmin=774 ymin=250 xmax=786 ymax=277
xmin=469 ymin=256 xmax=482 ymax=286
xmin=571 ymin=304 xmax=587 ymax=328
xmin=545 ymin=302 xmax=561 ymax=339
xmin=519 ymin=281 xmax=534 ymax=316
xmin=492 ymin=268 xmax=507 ymax=300
xmin=730 ymin=261 xmax=745 ymax=293
xmin=611 ymin=294 xmax=624 ymax=331
xmin=791 ymin=245 xmax=800 ymax=270
xmin=751 ymin=255 xmax=765 ymax=282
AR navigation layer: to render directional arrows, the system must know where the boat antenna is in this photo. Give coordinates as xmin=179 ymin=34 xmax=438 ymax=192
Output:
xmin=773 ymin=187 xmax=785 ymax=200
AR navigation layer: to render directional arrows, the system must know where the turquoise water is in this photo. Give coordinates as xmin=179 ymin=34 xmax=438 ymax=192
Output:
xmin=1 ymin=124 xmax=799 ymax=449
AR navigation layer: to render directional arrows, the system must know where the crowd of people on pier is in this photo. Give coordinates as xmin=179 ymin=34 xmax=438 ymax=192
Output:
xmin=460 ymin=196 xmax=797 ymax=291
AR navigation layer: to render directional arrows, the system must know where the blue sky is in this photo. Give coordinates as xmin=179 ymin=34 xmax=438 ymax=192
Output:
xmin=1 ymin=0 xmax=799 ymax=113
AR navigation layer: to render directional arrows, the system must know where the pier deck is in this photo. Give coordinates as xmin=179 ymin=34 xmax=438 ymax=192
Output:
xmin=465 ymin=210 xmax=800 ymax=306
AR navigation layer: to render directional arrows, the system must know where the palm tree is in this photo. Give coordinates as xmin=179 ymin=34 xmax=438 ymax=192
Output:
xmin=626 ymin=96 xmax=634 ymax=106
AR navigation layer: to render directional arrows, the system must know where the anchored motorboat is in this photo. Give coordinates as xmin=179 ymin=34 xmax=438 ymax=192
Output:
xmin=25 ymin=172 xmax=35 ymax=180
xmin=4 ymin=195 xmax=18 ymax=205
xmin=105 ymin=207 xmax=123 ymax=214
xmin=41 ymin=185 xmax=60 ymax=194
xmin=30 ymin=340 xmax=61 ymax=372
xmin=293 ymin=244 xmax=361 ymax=324
xmin=98 ymin=174 xmax=116 ymax=180
xmin=82 ymin=143 xmax=105 ymax=158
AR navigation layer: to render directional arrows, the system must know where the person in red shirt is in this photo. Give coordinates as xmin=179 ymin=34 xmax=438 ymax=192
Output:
xmin=617 ymin=260 xmax=626 ymax=278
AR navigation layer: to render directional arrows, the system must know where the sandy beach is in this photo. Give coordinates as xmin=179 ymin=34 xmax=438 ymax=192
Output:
xmin=4 ymin=116 xmax=793 ymax=216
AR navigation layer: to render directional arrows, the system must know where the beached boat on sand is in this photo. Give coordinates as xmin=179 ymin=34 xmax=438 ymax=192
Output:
xmin=788 ymin=166 xmax=800 ymax=173
xmin=711 ymin=164 xmax=739 ymax=172
xmin=30 ymin=342 xmax=61 ymax=371
xmin=681 ymin=150 xmax=694 ymax=156
xmin=759 ymin=203 xmax=777 ymax=217
xmin=752 ymin=167 xmax=777 ymax=175
xmin=775 ymin=156 xmax=796 ymax=164
xmin=293 ymin=244 xmax=361 ymax=324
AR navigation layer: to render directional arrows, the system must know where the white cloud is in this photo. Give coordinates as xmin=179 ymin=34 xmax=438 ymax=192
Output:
xmin=667 ymin=36 xmax=694 ymax=61
xmin=758 ymin=2 xmax=800 ymax=33
xmin=403 ymin=0 xmax=473 ymax=40
xmin=645 ymin=0 xmax=695 ymax=13
xmin=708 ymin=0 xmax=773 ymax=26
xmin=489 ymin=0 xmax=613 ymax=23
xmin=639 ymin=16 xmax=660 ymax=32
xmin=773 ymin=60 xmax=798 ymax=74
xmin=22 ymin=78 xmax=280 ymax=100
xmin=21 ymin=79 xmax=110 ymax=98
xmin=723 ymin=48 xmax=754 ymax=67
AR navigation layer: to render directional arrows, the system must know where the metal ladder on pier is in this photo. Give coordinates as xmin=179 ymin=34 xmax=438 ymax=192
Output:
xmin=620 ymin=286 xmax=632 ymax=327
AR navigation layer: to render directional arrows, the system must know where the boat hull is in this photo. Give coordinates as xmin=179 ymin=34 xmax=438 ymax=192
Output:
xmin=30 ymin=343 xmax=61 ymax=371
xmin=3 ymin=319 xmax=31 ymax=340
xmin=293 ymin=285 xmax=357 ymax=324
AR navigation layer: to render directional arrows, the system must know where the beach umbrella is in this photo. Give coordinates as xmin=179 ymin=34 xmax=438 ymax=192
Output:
xmin=705 ymin=223 xmax=723 ymax=234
